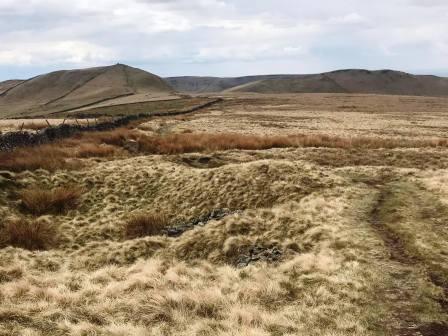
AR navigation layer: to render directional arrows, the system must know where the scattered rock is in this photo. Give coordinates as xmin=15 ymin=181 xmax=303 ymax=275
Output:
xmin=198 ymin=157 xmax=211 ymax=164
xmin=0 ymin=171 xmax=18 ymax=188
xmin=258 ymin=164 xmax=269 ymax=174
xmin=417 ymin=322 xmax=448 ymax=336
xmin=123 ymin=139 xmax=139 ymax=153
xmin=163 ymin=208 xmax=239 ymax=237
xmin=236 ymin=246 xmax=283 ymax=268
xmin=0 ymin=171 xmax=15 ymax=179
xmin=181 ymin=155 xmax=225 ymax=169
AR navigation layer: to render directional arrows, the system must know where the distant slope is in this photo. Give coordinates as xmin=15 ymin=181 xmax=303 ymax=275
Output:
xmin=0 ymin=80 xmax=24 ymax=95
xmin=324 ymin=69 xmax=448 ymax=96
xmin=165 ymin=75 xmax=291 ymax=93
xmin=167 ymin=70 xmax=448 ymax=97
xmin=0 ymin=64 xmax=175 ymax=118
xmin=226 ymin=74 xmax=348 ymax=94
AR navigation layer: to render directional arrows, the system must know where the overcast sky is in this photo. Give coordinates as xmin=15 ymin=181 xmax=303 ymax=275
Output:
xmin=0 ymin=0 xmax=447 ymax=80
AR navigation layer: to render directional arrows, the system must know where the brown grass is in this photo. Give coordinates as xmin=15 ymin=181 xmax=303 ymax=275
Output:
xmin=75 ymin=143 xmax=118 ymax=158
xmin=124 ymin=213 xmax=168 ymax=239
xmin=0 ymin=128 xmax=131 ymax=172
xmin=20 ymin=186 xmax=83 ymax=215
xmin=0 ymin=145 xmax=74 ymax=172
xmin=2 ymin=128 xmax=448 ymax=172
xmin=0 ymin=217 xmax=58 ymax=250
xmin=136 ymin=132 xmax=448 ymax=154
xmin=79 ymin=128 xmax=136 ymax=146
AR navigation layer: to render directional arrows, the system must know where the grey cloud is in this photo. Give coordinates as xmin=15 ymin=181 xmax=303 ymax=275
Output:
xmin=0 ymin=0 xmax=446 ymax=79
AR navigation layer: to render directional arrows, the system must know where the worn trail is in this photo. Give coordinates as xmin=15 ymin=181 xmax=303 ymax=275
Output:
xmin=368 ymin=179 xmax=448 ymax=336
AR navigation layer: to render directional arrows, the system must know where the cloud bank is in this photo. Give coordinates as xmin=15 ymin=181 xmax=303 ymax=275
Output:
xmin=0 ymin=0 xmax=447 ymax=79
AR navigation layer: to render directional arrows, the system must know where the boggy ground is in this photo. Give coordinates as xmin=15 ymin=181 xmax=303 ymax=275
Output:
xmin=1 ymin=93 xmax=448 ymax=336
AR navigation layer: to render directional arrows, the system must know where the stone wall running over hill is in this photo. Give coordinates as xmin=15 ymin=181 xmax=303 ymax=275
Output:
xmin=0 ymin=98 xmax=222 ymax=151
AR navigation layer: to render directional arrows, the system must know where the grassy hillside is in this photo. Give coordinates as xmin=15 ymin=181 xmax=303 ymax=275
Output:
xmin=165 ymin=75 xmax=291 ymax=93
xmin=0 ymin=80 xmax=24 ymax=95
xmin=0 ymin=64 xmax=175 ymax=119
xmin=167 ymin=70 xmax=448 ymax=97
xmin=1 ymin=93 xmax=448 ymax=335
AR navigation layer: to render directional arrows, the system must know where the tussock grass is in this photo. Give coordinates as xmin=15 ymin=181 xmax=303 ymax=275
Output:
xmin=0 ymin=217 xmax=58 ymax=250
xmin=136 ymin=132 xmax=448 ymax=154
xmin=80 ymin=128 xmax=136 ymax=147
xmin=0 ymin=145 xmax=74 ymax=172
xmin=2 ymin=94 xmax=448 ymax=335
xmin=124 ymin=213 xmax=168 ymax=239
xmin=0 ymin=153 xmax=447 ymax=335
xmin=3 ymin=127 xmax=448 ymax=173
xmin=20 ymin=186 xmax=83 ymax=215
xmin=75 ymin=143 xmax=118 ymax=158
xmin=0 ymin=129 xmax=130 ymax=172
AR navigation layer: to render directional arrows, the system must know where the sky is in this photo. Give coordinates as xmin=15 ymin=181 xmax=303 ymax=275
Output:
xmin=0 ymin=0 xmax=447 ymax=80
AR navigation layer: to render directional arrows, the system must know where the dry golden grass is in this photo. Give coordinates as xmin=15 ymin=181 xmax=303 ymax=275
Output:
xmin=20 ymin=185 xmax=83 ymax=215
xmin=1 ymin=94 xmax=448 ymax=335
xmin=136 ymin=132 xmax=448 ymax=154
xmin=0 ymin=217 xmax=58 ymax=250
xmin=124 ymin=213 xmax=168 ymax=239
xmin=21 ymin=121 xmax=48 ymax=131
xmin=137 ymin=123 xmax=155 ymax=132
xmin=3 ymin=126 xmax=448 ymax=173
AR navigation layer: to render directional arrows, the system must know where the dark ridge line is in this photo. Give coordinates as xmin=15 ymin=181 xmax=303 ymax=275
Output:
xmin=71 ymin=97 xmax=222 ymax=119
xmin=122 ymin=63 xmax=132 ymax=89
xmin=321 ymin=74 xmax=350 ymax=93
xmin=47 ymin=93 xmax=136 ymax=116
xmin=5 ymin=93 xmax=135 ymax=119
xmin=43 ymin=67 xmax=113 ymax=106
xmin=55 ymin=96 xmax=189 ymax=116
xmin=0 ymin=75 xmax=40 ymax=97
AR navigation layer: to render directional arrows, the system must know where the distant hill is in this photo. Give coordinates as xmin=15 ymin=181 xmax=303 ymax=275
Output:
xmin=0 ymin=80 xmax=24 ymax=95
xmin=165 ymin=75 xmax=291 ymax=93
xmin=166 ymin=69 xmax=448 ymax=96
xmin=0 ymin=64 xmax=175 ymax=118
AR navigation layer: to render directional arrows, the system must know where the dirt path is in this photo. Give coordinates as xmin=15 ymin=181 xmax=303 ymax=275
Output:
xmin=368 ymin=179 xmax=448 ymax=336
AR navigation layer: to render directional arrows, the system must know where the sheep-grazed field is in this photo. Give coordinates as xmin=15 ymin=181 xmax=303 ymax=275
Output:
xmin=1 ymin=93 xmax=448 ymax=336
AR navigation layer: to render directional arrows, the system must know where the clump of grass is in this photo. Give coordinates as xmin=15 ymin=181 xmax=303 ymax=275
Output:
xmin=0 ymin=217 xmax=58 ymax=250
xmin=80 ymin=128 xmax=136 ymax=147
xmin=75 ymin=143 xmax=117 ymax=158
xmin=20 ymin=186 xmax=83 ymax=215
xmin=0 ymin=145 xmax=74 ymax=172
xmin=0 ymin=129 xmax=130 ymax=172
xmin=124 ymin=213 xmax=168 ymax=239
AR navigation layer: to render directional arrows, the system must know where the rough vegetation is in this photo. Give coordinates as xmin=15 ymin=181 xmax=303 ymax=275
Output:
xmin=0 ymin=217 xmax=58 ymax=250
xmin=19 ymin=186 xmax=83 ymax=215
xmin=1 ymin=93 xmax=448 ymax=336
xmin=124 ymin=213 xmax=169 ymax=239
